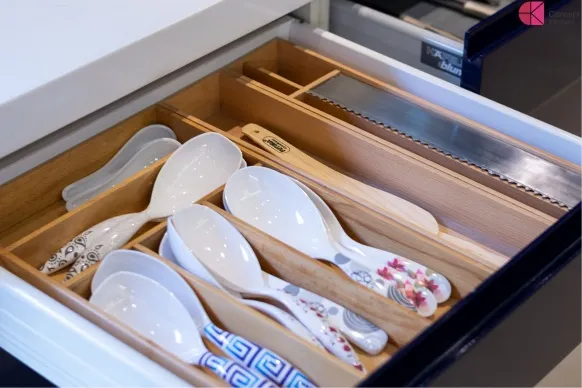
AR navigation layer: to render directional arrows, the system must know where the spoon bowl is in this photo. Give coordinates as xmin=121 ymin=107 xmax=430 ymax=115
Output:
xmin=164 ymin=228 xmax=325 ymax=349
xmin=62 ymin=124 xmax=176 ymax=202
xmin=171 ymin=205 xmax=265 ymax=293
xmin=90 ymin=271 xmax=205 ymax=361
xmin=66 ymin=138 xmax=181 ymax=211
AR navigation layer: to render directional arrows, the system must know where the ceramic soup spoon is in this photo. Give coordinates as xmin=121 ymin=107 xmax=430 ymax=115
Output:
xmin=90 ymin=271 xmax=276 ymax=388
xmin=223 ymin=167 xmax=437 ymax=317
xmin=292 ymin=178 xmax=452 ymax=303
xmin=93 ymin=250 xmax=314 ymax=387
xmin=66 ymin=138 xmax=181 ymax=211
xmin=167 ymin=223 xmax=385 ymax=354
xmin=62 ymin=124 xmax=176 ymax=201
xmin=165 ymin=223 xmax=324 ymax=350
xmin=51 ymin=132 xmax=242 ymax=281
xmin=170 ymin=205 xmax=365 ymax=372
xmin=43 ymin=157 xmax=245 ymax=276
xmin=220 ymin=201 xmax=388 ymax=355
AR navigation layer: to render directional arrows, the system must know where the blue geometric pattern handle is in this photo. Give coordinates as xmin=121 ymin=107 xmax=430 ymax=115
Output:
xmin=204 ymin=323 xmax=316 ymax=387
xmin=199 ymin=351 xmax=277 ymax=388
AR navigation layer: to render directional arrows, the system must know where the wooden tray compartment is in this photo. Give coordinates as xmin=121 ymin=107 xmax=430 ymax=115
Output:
xmin=0 ymin=38 xmax=568 ymax=386
xmin=0 ymin=106 xmax=497 ymax=386
xmin=229 ymin=39 xmax=577 ymax=219
xmin=161 ymin=64 xmax=556 ymax=263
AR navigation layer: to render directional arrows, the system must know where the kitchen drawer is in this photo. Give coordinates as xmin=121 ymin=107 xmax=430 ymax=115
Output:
xmin=0 ymin=16 xmax=580 ymax=387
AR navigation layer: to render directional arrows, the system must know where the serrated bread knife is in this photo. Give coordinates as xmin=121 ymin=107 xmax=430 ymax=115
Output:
xmin=307 ymin=74 xmax=581 ymax=209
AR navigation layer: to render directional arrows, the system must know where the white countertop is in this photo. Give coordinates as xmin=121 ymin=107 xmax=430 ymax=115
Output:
xmin=0 ymin=0 xmax=308 ymax=159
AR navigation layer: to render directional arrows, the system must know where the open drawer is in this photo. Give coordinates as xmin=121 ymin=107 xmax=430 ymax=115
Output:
xmin=0 ymin=17 xmax=580 ymax=387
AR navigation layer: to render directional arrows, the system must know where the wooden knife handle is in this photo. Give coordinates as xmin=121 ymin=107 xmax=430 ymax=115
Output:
xmin=242 ymin=123 xmax=440 ymax=234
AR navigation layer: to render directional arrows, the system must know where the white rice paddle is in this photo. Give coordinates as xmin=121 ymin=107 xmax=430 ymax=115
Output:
xmin=92 ymin=250 xmax=314 ymax=387
xmin=43 ymin=133 xmax=242 ymax=280
xmin=160 ymin=230 xmax=323 ymax=350
xmin=90 ymin=271 xmax=276 ymax=387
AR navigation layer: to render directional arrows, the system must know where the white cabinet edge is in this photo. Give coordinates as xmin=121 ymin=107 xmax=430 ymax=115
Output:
xmin=0 ymin=18 xmax=295 ymax=186
xmin=290 ymin=23 xmax=582 ymax=165
xmin=0 ymin=267 xmax=189 ymax=387
xmin=0 ymin=0 xmax=310 ymax=160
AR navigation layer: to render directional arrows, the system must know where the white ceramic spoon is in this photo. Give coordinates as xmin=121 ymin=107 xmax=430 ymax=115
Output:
xmin=46 ymin=133 xmax=242 ymax=281
xmin=90 ymin=271 xmax=276 ymax=388
xmin=265 ymin=273 xmax=388 ymax=356
xmin=42 ymin=156 xmax=245 ymax=277
xmin=93 ymin=250 xmax=314 ymax=387
xmin=170 ymin=205 xmax=365 ymax=372
xmin=62 ymin=124 xmax=176 ymax=201
xmin=223 ymin=166 xmax=437 ymax=317
xmin=169 ymin=207 xmax=387 ymax=357
xmin=164 ymin=224 xmax=324 ymax=350
xmin=292 ymin=179 xmax=452 ymax=303
xmin=66 ymin=138 xmax=181 ymax=211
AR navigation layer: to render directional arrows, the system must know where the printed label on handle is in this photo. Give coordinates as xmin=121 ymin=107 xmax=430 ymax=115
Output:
xmin=262 ymin=136 xmax=290 ymax=153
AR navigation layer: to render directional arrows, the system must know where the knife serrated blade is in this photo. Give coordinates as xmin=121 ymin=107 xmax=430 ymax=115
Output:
xmin=308 ymin=74 xmax=581 ymax=209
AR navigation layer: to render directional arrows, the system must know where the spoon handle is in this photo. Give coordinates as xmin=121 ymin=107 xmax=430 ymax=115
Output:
xmin=340 ymin=236 xmax=452 ymax=303
xmin=40 ymin=214 xmax=133 ymax=275
xmin=259 ymin=288 xmax=365 ymax=373
xmin=203 ymin=323 xmax=315 ymax=387
xmin=329 ymin=250 xmax=438 ymax=317
xmin=197 ymin=351 xmax=277 ymax=388
xmin=63 ymin=211 xmax=150 ymax=281
xmin=267 ymin=275 xmax=388 ymax=355
xmin=242 ymin=123 xmax=439 ymax=234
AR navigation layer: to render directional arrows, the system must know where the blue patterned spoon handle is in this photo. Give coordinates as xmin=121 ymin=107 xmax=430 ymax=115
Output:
xmin=204 ymin=323 xmax=315 ymax=387
xmin=198 ymin=351 xmax=277 ymax=388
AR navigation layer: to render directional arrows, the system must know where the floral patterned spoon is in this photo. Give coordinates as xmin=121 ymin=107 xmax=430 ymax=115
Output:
xmin=224 ymin=167 xmax=437 ymax=317
xmin=292 ymin=179 xmax=452 ymax=303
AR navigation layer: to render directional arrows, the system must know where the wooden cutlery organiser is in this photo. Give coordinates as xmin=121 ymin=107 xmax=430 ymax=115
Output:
xmin=224 ymin=38 xmax=577 ymax=219
xmin=0 ymin=37 xmax=568 ymax=386
xmin=161 ymin=39 xmax=559 ymax=262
